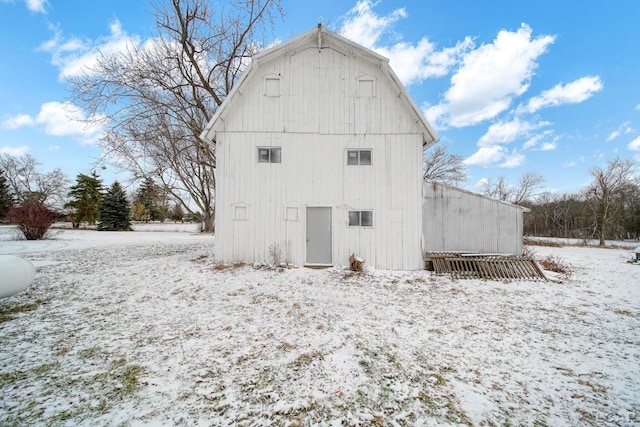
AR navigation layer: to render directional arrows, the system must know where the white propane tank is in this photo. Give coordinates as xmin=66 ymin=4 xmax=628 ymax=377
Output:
xmin=0 ymin=255 xmax=36 ymax=298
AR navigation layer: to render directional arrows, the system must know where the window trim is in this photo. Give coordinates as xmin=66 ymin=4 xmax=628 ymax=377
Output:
xmin=357 ymin=76 xmax=376 ymax=98
xmin=232 ymin=202 xmax=250 ymax=221
xmin=346 ymin=149 xmax=372 ymax=166
xmin=264 ymin=75 xmax=281 ymax=97
xmin=348 ymin=210 xmax=373 ymax=227
xmin=257 ymin=147 xmax=281 ymax=163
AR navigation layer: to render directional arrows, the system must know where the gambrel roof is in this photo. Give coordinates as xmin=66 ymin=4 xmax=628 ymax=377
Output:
xmin=201 ymin=24 xmax=439 ymax=147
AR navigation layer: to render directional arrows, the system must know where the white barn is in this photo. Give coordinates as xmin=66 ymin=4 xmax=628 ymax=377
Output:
xmin=201 ymin=25 xmax=526 ymax=270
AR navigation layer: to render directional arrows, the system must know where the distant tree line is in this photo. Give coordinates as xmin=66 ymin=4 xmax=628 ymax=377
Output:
xmin=1 ymin=153 xmax=203 ymax=239
xmin=522 ymin=158 xmax=639 ymax=244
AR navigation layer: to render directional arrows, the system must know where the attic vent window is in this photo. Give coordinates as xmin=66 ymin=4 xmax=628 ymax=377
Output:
xmin=258 ymin=147 xmax=281 ymax=163
xmin=265 ymin=77 xmax=280 ymax=97
xmin=347 ymin=149 xmax=372 ymax=165
xmin=358 ymin=77 xmax=375 ymax=97
xmin=233 ymin=205 xmax=249 ymax=221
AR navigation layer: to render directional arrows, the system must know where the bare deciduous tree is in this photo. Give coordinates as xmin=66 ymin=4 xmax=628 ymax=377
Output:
xmin=481 ymin=172 xmax=545 ymax=205
xmin=0 ymin=153 xmax=69 ymax=209
xmin=422 ymin=144 xmax=468 ymax=185
xmin=480 ymin=175 xmax=512 ymax=202
xmin=69 ymin=0 xmax=283 ymax=232
xmin=512 ymin=172 xmax=546 ymax=205
xmin=588 ymin=157 xmax=637 ymax=246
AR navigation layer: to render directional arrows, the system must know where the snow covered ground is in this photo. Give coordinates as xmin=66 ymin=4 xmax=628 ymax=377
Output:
xmin=1 ymin=224 xmax=639 ymax=426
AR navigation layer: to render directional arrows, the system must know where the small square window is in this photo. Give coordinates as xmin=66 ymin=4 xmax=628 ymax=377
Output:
xmin=233 ymin=205 xmax=248 ymax=221
xmin=348 ymin=210 xmax=373 ymax=227
xmin=358 ymin=79 xmax=374 ymax=97
xmin=265 ymin=77 xmax=280 ymax=96
xmin=258 ymin=147 xmax=281 ymax=163
xmin=347 ymin=150 xmax=372 ymax=166
xmin=285 ymin=206 xmax=299 ymax=221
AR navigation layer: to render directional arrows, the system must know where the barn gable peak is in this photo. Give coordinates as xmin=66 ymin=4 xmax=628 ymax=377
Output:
xmin=201 ymin=25 xmax=439 ymax=147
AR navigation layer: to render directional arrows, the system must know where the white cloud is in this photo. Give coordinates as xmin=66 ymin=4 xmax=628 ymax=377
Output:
xmin=2 ymin=102 xmax=105 ymax=144
xmin=427 ymin=24 xmax=555 ymax=128
xmin=340 ymin=0 xmax=406 ymax=48
xmin=636 ymin=104 xmax=640 ymax=110
xmin=0 ymin=145 xmax=30 ymax=156
xmin=25 ymin=0 xmax=47 ymax=13
xmin=36 ymin=102 xmax=105 ymax=143
xmin=464 ymin=145 xmax=506 ymax=167
xmin=524 ymin=76 xmax=603 ymax=113
xmin=478 ymin=118 xmax=546 ymax=147
xmin=523 ymin=130 xmax=555 ymax=150
xmin=500 ymin=150 xmax=525 ymax=168
xmin=466 ymin=118 xmax=548 ymax=167
xmin=605 ymin=121 xmax=633 ymax=142
xmin=40 ymin=20 xmax=140 ymax=79
xmin=2 ymin=113 xmax=35 ymax=129
xmin=464 ymin=145 xmax=525 ymax=168
xmin=629 ymin=136 xmax=640 ymax=151
xmin=563 ymin=160 xmax=576 ymax=167
xmin=523 ymin=134 xmax=543 ymax=150
xmin=340 ymin=0 xmax=472 ymax=86
xmin=376 ymin=37 xmax=473 ymax=85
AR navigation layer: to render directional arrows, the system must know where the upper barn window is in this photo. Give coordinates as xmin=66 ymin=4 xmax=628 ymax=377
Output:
xmin=265 ymin=76 xmax=281 ymax=97
xmin=357 ymin=76 xmax=375 ymax=97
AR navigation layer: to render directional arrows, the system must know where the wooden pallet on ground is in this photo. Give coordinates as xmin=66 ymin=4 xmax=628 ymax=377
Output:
xmin=426 ymin=252 xmax=547 ymax=281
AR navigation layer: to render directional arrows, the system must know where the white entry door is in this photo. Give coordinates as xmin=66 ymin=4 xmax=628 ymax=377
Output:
xmin=306 ymin=207 xmax=332 ymax=265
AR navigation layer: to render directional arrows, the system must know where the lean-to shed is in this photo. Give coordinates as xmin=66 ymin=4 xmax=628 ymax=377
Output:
xmin=422 ymin=181 xmax=529 ymax=255
xmin=200 ymin=24 xmax=438 ymax=270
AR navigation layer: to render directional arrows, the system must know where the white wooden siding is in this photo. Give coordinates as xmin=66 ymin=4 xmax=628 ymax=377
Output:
xmin=218 ymin=47 xmax=426 ymax=138
xmin=216 ymin=132 xmax=423 ymax=269
xmin=422 ymin=182 xmax=526 ymax=255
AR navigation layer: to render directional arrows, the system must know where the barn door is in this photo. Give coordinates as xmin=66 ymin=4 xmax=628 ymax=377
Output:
xmin=306 ymin=207 xmax=332 ymax=265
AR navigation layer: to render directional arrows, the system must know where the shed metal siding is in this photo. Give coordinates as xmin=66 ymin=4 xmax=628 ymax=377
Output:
xmin=422 ymin=182 xmax=525 ymax=255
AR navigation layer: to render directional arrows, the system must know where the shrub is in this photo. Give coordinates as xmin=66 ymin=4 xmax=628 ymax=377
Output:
xmin=539 ymin=254 xmax=573 ymax=279
xmin=6 ymin=201 xmax=57 ymax=240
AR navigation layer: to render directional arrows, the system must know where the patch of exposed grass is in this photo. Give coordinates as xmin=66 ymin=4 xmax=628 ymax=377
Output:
xmin=291 ymin=351 xmax=324 ymax=368
xmin=212 ymin=261 xmax=247 ymax=271
xmin=190 ymin=254 xmax=209 ymax=263
xmin=1 ymin=354 xmax=146 ymax=426
xmin=0 ymin=369 xmax=29 ymax=386
xmin=0 ymin=301 xmax=40 ymax=323
xmin=577 ymin=378 xmax=607 ymax=393
xmin=524 ymin=238 xmax=564 ymax=247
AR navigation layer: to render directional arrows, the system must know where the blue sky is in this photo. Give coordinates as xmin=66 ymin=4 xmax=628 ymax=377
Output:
xmin=1 ymin=0 xmax=639 ymax=195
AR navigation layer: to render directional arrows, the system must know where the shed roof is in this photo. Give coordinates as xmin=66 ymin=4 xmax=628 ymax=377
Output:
xmin=200 ymin=24 xmax=439 ymax=147
xmin=424 ymin=180 xmax=531 ymax=213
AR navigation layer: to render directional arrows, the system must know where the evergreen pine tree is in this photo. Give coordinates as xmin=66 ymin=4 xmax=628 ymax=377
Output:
xmin=65 ymin=172 xmax=103 ymax=228
xmin=169 ymin=202 xmax=185 ymax=222
xmin=98 ymin=181 xmax=131 ymax=231
xmin=0 ymin=170 xmax=14 ymax=221
xmin=135 ymin=177 xmax=167 ymax=222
